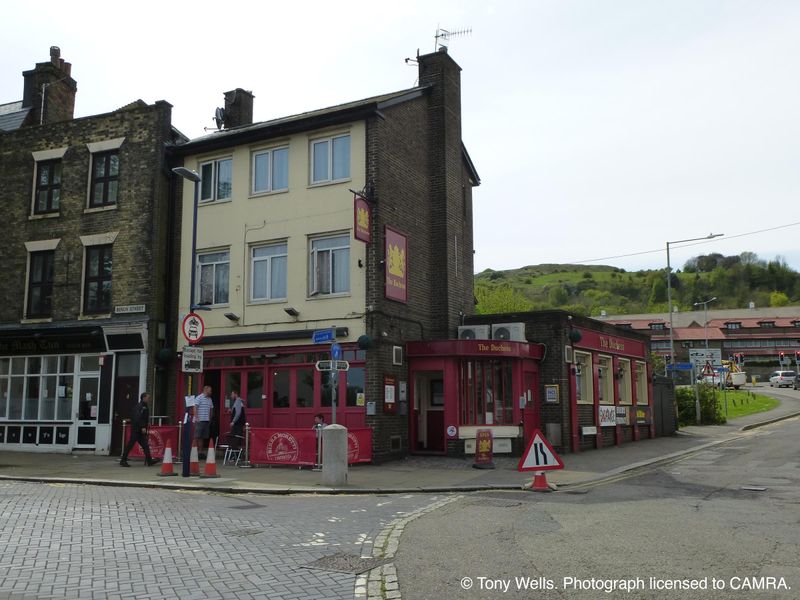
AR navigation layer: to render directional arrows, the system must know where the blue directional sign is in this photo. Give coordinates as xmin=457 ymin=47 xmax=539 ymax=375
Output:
xmin=312 ymin=329 xmax=335 ymax=344
xmin=668 ymin=362 xmax=694 ymax=371
xmin=331 ymin=342 xmax=342 ymax=360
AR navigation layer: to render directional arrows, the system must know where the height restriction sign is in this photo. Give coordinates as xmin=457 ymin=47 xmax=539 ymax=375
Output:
xmin=182 ymin=312 xmax=205 ymax=345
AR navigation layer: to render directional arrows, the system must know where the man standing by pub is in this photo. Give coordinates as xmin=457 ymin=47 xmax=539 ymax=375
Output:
xmin=120 ymin=393 xmax=160 ymax=467
xmin=194 ymin=384 xmax=214 ymax=459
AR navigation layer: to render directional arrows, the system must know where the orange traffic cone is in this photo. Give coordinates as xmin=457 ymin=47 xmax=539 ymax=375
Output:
xmin=189 ymin=440 xmax=200 ymax=476
xmin=201 ymin=438 xmax=220 ymax=478
xmin=158 ymin=442 xmax=177 ymax=477
xmin=524 ymin=471 xmax=554 ymax=493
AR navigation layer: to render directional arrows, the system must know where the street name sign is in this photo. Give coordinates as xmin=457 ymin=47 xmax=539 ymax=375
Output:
xmin=312 ymin=329 xmax=336 ymax=344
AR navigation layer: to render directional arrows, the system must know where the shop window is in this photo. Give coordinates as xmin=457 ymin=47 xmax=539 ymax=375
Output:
xmin=346 ymin=367 xmax=365 ymax=407
xmin=635 ymin=362 xmax=648 ymax=405
xmin=598 ymin=356 xmax=614 ymax=404
xmin=272 ymin=370 xmax=290 ymax=408
xmin=575 ymin=352 xmax=593 ymax=404
xmin=296 ymin=369 xmax=314 ymax=408
xmin=458 ymin=359 xmax=513 ymax=425
xmin=618 ymin=359 xmax=632 ymax=405
xmin=321 ymin=371 xmax=334 ymax=407
xmin=247 ymin=371 xmax=264 ymax=409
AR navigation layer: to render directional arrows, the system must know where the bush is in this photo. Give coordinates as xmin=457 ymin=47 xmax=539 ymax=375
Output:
xmin=676 ymin=384 xmax=727 ymax=426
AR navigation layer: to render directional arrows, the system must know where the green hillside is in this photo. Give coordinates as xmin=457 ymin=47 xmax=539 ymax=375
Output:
xmin=474 ymin=253 xmax=799 ymax=316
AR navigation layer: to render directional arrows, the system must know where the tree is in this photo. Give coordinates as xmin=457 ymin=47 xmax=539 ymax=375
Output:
xmin=770 ymin=291 xmax=790 ymax=307
xmin=475 ymin=284 xmax=533 ymax=314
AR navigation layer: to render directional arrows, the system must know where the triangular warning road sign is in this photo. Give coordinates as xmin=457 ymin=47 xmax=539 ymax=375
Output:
xmin=518 ymin=429 xmax=564 ymax=472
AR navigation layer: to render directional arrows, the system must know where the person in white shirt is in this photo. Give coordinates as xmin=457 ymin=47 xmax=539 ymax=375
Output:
xmin=194 ymin=385 xmax=214 ymax=458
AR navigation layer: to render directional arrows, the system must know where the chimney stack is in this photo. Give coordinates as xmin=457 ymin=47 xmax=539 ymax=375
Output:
xmin=223 ymin=88 xmax=254 ymax=128
xmin=22 ymin=46 xmax=77 ymax=126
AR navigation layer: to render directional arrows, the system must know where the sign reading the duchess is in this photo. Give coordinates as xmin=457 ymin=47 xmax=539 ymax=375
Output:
xmin=354 ymin=194 xmax=371 ymax=243
xmin=385 ymin=227 xmax=408 ymax=303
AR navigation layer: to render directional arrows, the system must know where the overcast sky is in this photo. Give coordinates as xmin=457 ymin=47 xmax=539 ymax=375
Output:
xmin=3 ymin=0 xmax=799 ymax=275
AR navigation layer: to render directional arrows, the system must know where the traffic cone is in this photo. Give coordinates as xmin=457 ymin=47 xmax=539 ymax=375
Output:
xmin=189 ymin=440 xmax=200 ymax=476
xmin=523 ymin=471 xmax=554 ymax=493
xmin=158 ymin=442 xmax=177 ymax=477
xmin=201 ymin=438 xmax=220 ymax=479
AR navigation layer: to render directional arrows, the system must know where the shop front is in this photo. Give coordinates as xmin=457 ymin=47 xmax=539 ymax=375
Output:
xmin=406 ymin=340 xmax=544 ymax=456
xmin=0 ymin=324 xmax=149 ymax=454
xmin=176 ymin=343 xmax=367 ymax=442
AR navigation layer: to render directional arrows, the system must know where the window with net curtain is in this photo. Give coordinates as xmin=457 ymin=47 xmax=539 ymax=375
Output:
xmin=310 ymin=235 xmax=349 ymax=295
xmin=251 ymin=243 xmax=287 ymax=301
xmin=197 ymin=250 xmax=229 ymax=305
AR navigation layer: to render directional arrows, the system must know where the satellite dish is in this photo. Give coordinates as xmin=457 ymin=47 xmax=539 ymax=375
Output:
xmin=214 ymin=107 xmax=226 ymax=129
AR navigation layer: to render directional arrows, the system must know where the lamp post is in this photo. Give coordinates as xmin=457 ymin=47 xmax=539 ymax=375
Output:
xmin=171 ymin=167 xmax=201 ymax=477
xmin=693 ymin=297 xmax=717 ymax=349
xmin=172 ymin=167 xmax=202 ymax=312
xmin=666 ymin=233 xmax=723 ymax=377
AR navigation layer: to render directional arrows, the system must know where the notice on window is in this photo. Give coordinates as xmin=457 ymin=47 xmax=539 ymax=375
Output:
xmin=58 ymin=386 xmax=66 ymax=397
xmin=90 ymin=405 xmax=97 ymax=418
xmin=356 ymin=392 xmax=365 ymax=407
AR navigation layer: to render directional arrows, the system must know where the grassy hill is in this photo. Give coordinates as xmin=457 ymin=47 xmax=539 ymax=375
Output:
xmin=475 ymin=253 xmax=799 ymax=316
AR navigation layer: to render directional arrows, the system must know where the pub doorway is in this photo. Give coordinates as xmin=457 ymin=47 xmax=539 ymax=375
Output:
xmin=413 ymin=370 xmax=445 ymax=453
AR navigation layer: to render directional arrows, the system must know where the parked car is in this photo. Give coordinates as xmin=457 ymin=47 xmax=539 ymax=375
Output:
xmin=769 ymin=370 xmax=796 ymax=388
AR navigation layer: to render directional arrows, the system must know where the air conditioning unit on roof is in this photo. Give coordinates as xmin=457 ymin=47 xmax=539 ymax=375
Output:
xmin=492 ymin=322 xmax=526 ymax=342
xmin=458 ymin=325 xmax=490 ymax=340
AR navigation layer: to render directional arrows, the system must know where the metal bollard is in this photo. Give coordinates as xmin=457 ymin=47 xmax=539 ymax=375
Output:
xmin=176 ymin=421 xmax=183 ymax=464
xmin=240 ymin=422 xmax=252 ymax=468
xmin=121 ymin=419 xmax=128 ymax=456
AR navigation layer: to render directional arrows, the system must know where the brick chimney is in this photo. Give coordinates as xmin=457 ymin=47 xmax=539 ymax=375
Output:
xmin=223 ymin=88 xmax=254 ymax=128
xmin=22 ymin=46 xmax=77 ymax=126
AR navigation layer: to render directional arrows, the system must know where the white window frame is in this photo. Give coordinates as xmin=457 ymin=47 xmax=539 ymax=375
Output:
xmin=251 ymin=146 xmax=289 ymax=195
xmin=575 ymin=351 xmax=593 ymax=405
xmin=250 ymin=242 xmax=288 ymax=303
xmin=598 ymin=355 xmax=614 ymax=405
xmin=199 ymin=157 xmax=233 ymax=203
xmin=635 ymin=361 xmax=648 ymax=405
xmin=309 ymin=234 xmax=350 ymax=297
xmin=310 ymin=134 xmax=350 ymax=185
xmin=618 ymin=358 xmax=632 ymax=405
xmin=196 ymin=249 xmax=230 ymax=307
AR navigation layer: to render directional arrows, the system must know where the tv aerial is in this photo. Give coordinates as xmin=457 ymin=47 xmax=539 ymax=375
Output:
xmin=214 ymin=107 xmax=227 ymax=130
xmin=435 ymin=26 xmax=472 ymax=51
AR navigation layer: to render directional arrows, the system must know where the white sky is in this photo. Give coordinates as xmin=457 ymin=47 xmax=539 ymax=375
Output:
xmin=3 ymin=0 xmax=799 ymax=275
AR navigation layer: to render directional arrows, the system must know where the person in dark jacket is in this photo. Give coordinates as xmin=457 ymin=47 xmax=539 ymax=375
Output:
xmin=229 ymin=389 xmax=246 ymax=438
xmin=120 ymin=392 xmax=160 ymax=467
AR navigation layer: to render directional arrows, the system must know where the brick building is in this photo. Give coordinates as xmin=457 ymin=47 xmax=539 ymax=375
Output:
xmin=0 ymin=48 xmax=186 ymax=454
xmin=171 ymin=48 xmax=478 ymax=460
xmin=451 ymin=311 xmax=655 ymax=455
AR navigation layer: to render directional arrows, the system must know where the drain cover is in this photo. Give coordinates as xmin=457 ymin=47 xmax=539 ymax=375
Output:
xmin=468 ymin=497 xmax=522 ymax=508
xmin=303 ymin=553 xmax=388 ymax=574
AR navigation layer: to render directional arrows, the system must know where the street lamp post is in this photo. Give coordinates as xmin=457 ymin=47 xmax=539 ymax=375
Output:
xmin=693 ymin=297 xmax=717 ymax=349
xmin=666 ymin=233 xmax=723 ymax=377
xmin=171 ymin=167 xmax=201 ymax=477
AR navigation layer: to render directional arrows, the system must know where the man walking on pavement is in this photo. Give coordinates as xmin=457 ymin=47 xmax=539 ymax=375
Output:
xmin=194 ymin=384 xmax=214 ymax=459
xmin=120 ymin=393 xmax=160 ymax=467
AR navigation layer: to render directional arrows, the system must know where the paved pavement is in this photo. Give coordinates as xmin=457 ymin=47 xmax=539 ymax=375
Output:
xmin=0 ymin=386 xmax=797 ymax=495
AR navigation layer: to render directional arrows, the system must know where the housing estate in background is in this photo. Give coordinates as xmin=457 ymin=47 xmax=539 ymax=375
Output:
xmin=172 ymin=47 xmax=479 ymax=459
xmin=0 ymin=47 xmax=185 ymax=454
xmin=602 ymin=306 xmax=800 ymax=381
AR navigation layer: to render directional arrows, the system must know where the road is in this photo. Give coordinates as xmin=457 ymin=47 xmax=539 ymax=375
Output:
xmin=394 ymin=417 xmax=800 ymax=600
xmin=0 ymin=483 xmax=447 ymax=600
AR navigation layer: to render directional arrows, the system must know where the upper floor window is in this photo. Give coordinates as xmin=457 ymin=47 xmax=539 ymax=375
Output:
xmin=311 ymin=134 xmax=350 ymax=184
xmin=251 ymin=243 xmax=288 ymax=302
xmin=759 ymin=321 xmax=775 ymax=329
xmin=252 ymin=147 xmax=289 ymax=194
xmin=649 ymin=322 xmax=665 ymax=331
xmin=34 ymin=160 xmax=62 ymax=214
xmin=90 ymin=151 xmax=119 ymax=208
xmin=726 ymin=322 xmax=741 ymax=330
xmin=27 ymin=251 xmax=54 ymax=318
xmin=575 ymin=352 xmax=593 ymax=404
xmin=200 ymin=158 xmax=232 ymax=202
xmin=197 ymin=250 xmax=229 ymax=306
xmin=84 ymin=245 xmax=113 ymax=314
xmin=309 ymin=234 xmax=349 ymax=296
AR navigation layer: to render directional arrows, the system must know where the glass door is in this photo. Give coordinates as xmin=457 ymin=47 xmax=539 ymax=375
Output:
xmin=74 ymin=356 xmax=101 ymax=448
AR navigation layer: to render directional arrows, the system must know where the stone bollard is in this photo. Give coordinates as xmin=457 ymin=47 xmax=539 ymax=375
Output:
xmin=322 ymin=424 xmax=348 ymax=487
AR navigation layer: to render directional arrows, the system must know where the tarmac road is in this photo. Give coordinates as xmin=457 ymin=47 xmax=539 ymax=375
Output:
xmin=394 ymin=416 xmax=800 ymax=600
